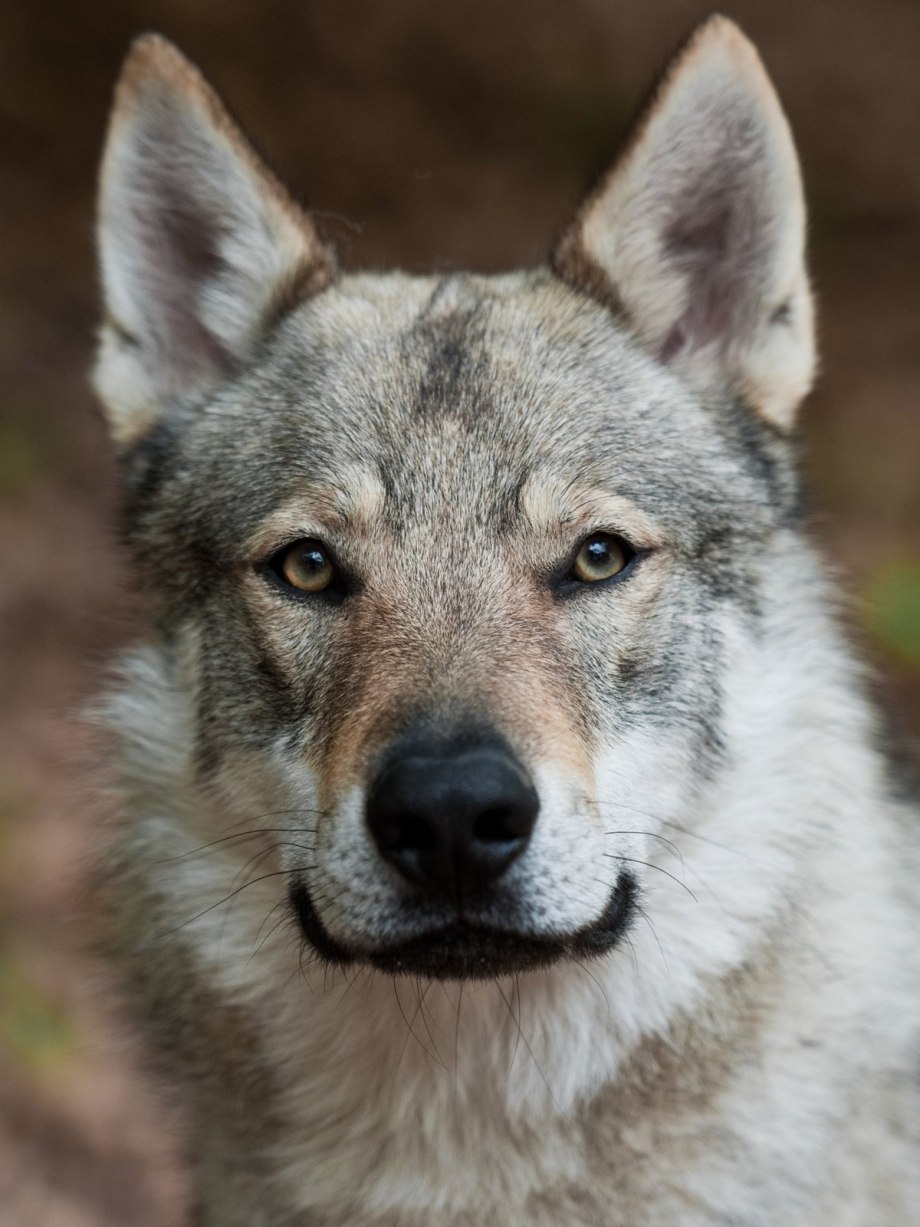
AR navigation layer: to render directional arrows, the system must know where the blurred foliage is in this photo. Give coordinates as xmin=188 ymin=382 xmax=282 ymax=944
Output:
xmin=0 ymin=779 xmax=76 ymax=1075
xmin=0 ymin=953 xmax=77 ymax=1075
xmin=0 ymin=421 xmax=38 ymax=496
xmin=865 ymin=562 xmax=920 ymax=668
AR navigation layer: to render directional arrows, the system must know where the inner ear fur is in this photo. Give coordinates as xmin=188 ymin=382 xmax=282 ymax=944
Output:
xmin=94 ymin=34 xmax=336 ymax=448
xmin=554 ymin=15 xmax=815 ymax=431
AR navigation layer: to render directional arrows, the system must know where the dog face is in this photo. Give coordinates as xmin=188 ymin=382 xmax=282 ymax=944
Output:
xmin=95 ymin=19 xmax=814 ymax=978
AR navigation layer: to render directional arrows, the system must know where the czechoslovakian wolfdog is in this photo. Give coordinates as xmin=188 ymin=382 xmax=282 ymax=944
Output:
xmin=92 ymin=15 xmax=919 ymax=1225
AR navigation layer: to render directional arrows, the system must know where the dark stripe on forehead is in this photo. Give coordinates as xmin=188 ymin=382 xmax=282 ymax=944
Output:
xmin=406 ymin=285 xmax=492 ymax=422
xmin=420 ymin=274 xmax=468 ymax=318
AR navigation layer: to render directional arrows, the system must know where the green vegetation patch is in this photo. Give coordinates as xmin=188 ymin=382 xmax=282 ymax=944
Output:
xmin=0 ymin=782 xmax=75 ymax=1074
xmin=0 ymin=420 xmax=38 ymax=495
xmin=0 ymin=953 xmax=77 ymax=1074
xmin=865 ymin=561 xmax=920 ymax=667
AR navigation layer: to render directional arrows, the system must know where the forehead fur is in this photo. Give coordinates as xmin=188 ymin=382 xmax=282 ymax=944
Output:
xmin=124 ymin=267 xmax=797 ymax=585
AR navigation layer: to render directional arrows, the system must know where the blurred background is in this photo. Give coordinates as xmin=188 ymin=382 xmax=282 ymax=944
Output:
xmin=0 ymin=0 xmax=918 ymax=1222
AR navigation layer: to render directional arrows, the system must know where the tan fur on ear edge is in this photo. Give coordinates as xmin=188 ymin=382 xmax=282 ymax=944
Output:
xmin=109 ymin=33 xmax=336 ymax=304
xmin=96 ymin=34 xmax=336 ymax=448
xmin=554 ymin=15 xmax=815 ymax=431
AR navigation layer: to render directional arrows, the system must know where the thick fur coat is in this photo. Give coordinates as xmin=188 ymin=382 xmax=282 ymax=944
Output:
xmin=92 ymin=17 xmax=919 ymax=1225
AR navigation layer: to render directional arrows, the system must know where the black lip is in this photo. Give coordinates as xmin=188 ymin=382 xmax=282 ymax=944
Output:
xmin=289 ymin=873 xmax=637 ymax=981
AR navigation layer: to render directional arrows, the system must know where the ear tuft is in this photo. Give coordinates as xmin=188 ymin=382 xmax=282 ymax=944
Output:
xmin=95 ymin=34 xmax=336 ymax=447
xmin=554 ymin=15 xmax=815 ymax=430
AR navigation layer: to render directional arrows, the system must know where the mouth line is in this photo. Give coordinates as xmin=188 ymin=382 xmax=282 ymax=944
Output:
xmin=289 ymin=873 xmax=637 ymax=981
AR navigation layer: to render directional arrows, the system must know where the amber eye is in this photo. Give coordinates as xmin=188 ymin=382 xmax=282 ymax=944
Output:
xmin=274 ymin=539 xmax=336 ymax=593
xmin=571 ymin=533 xmax=632 ymax=583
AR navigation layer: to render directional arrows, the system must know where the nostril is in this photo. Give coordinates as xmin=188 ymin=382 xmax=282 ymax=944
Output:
xmin=473 ymin=805 xmax=528 ymax=845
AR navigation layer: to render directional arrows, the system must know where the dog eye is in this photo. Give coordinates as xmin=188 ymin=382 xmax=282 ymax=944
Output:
xmin=571 ymin=533 xmax=633 ymax=584
xmin=272 ymin=539 xmax=336 ymax=593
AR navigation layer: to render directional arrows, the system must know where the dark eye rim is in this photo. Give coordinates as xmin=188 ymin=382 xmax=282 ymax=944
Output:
xmin=255 ymin=537 xmax=353 ymax=604
xmin=552 ymin=531 xmax=645 ymax=596
xmin=255 ymin=531 xmax=644 ymax=603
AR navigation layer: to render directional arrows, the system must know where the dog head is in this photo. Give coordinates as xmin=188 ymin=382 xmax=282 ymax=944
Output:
xmin=95 ymin=18 xmax=814 ymax=979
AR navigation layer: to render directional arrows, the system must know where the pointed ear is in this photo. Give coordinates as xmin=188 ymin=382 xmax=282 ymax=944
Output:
xmin=94 ymin=35 xmax=336 ymax=447
xmin=554 ymin=16 xmax=814 ymax=430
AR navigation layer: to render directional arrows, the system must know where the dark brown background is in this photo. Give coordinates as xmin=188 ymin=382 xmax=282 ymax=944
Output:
xmin=1 ymin=1 xmax=918 ymax=1223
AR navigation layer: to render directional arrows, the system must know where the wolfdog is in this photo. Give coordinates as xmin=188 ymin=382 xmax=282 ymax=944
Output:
xmin=92 ymin=15 xmax=919 ymax=1225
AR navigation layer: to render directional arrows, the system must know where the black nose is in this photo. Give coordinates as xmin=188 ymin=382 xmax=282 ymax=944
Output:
xmin=366 ymin=739 xmax=539 ymax=902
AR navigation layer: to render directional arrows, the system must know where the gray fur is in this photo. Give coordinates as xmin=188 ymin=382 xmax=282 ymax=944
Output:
xmin=92 ymin=19 xmax=919 ymax=1227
